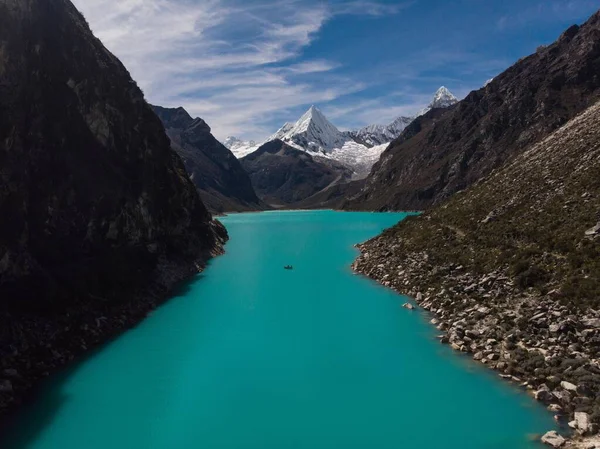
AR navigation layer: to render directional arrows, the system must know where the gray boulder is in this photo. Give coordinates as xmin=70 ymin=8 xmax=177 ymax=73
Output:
xmin=574 ymin=411 xmax=591 ymax=434
xmin=560 ymin=381 xmax=577 ymax=392
xmin=541 ymin=431 xmax=565 ymax=448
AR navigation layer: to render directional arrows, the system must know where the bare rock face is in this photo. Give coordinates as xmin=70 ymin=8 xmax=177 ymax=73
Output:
xmin=151 ymin=105 xmax=264 ymax=213
xmin=0 ymin=0 xmax=226 ymax=416
xmin=345 ymin=11 xmax=600 ymax=211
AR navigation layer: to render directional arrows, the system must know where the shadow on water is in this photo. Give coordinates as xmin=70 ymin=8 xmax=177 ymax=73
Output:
xmin=0 ymin=373 xmax=71 ymax=448
xmin=0 ymin=271 xmax=206 ymax=448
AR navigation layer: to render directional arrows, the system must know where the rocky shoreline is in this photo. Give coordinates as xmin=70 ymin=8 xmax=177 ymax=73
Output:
xmin=0 ymin=221 xmax=227 ymax=427
xmin=352 ymin=240 xmax=600 ymax=448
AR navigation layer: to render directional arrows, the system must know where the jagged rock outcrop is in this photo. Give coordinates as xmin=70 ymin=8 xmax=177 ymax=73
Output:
xmin=0 ymin=0 xmax=226 ymax=416
xmin=345 ymin=11 xmax=600 ymax=211
xmin=239 ymin=139 xmax=353 ymax=206
xmin=352 ymin=99 xmax=600 ymax=446
xmin=152 ymin=105 xmax=264 ymax=213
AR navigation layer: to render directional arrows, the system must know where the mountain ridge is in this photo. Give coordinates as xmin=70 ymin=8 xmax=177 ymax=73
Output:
xmin=0 ymin=0 xmax=226 ymax=416
xmin=352 ymin=97 xmax=600 ymax=447
xmin=224 ymin=87 xmax=459 ymax=176
xmin=344 ymin=11 xmax=600 ymax=211
xmin=151 ymin=105 xmax=264 ymax=213
xmin=239 ymin=139 xmax=353 ymax=206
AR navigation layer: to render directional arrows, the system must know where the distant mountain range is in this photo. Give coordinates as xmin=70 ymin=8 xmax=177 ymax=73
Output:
xmin=222 ymin=87 xmax=458 ymax=177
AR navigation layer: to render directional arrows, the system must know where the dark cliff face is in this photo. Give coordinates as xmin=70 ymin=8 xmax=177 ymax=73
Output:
xmin=151 ymin=105 xmax=264 ymax=213
xmin=239 ymin=139 xmax=353 ymax=206
xmin=345 ymin=10 xmax=600 ymax=211
xmin=0 ymin=0 xmax=226 ymax=414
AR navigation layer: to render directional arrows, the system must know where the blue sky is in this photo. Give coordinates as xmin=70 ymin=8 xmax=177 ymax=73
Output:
xmin=73 ymin=0 xmax=599 ymax=141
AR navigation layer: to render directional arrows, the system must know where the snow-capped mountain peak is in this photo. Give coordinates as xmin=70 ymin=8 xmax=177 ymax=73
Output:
xmin=348 ymin=115 xmax=413 ymax=147
xmin=225 ymin=87 xmax=459 ymax=174
xmin=419 ymin=86 xmax=459 ymax=116
xmin=430 ymin=86 xmax=458 ymax=108
xmin=223 ymin=136 xmax=242 ymax=148
xmin=269 ymin=105 xmax=348 ymax=153
xmin=222 ymin=136 xmax=259 ymax=158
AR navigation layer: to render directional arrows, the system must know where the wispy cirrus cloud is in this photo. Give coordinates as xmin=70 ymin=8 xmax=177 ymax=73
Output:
xmin=72 ymin=0 xmax=412 ymax=139
xmin=332 ymin=0 xmax=415 ymax=16
xmin=75 ymin=0 xmax=580 ymax=141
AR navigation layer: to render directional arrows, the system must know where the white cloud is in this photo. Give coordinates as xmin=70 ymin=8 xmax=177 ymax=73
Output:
xmin=332 ymin=1 xmax=414 ymax=16
xmin=73 ymin=0 xmax=505 ymax=141
xmin=72 ymin=0 xmax=419 ymax=140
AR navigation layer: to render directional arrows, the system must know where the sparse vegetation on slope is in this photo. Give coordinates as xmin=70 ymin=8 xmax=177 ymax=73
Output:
xmin=353 ymin=100 xmax=600 ymax=444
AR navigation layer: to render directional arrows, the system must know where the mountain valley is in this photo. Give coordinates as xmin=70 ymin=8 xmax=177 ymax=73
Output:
xmin=2 ymin=1 xmax=600 ymax=448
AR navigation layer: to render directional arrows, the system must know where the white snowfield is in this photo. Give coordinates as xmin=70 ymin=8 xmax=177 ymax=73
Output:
xmin=222 ymin=87 xmax=458 ymax=175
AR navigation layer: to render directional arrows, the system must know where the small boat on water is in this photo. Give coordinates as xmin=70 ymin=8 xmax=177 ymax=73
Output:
xmin=284 ymin=265 xmax=293 ymax=270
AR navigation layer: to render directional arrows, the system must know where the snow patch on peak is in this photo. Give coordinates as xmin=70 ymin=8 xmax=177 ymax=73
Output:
xmin=419 ymin=86 xmax=459 ymax=116
xmin=223 ymin=136 xmax=242 ymax=148
xmin=222 ymin=136 xmax=260 ymax=158
xmin=431 ymin=86 xmax=458 ymax=108
xmin=269 ymin=105 xmax=348 ymax=153
xmin=348 ymin=115 xmax=414 ymax=147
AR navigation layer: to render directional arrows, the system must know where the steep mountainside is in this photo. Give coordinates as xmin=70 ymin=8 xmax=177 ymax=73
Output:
xmin=239 ymin=140 xmax=352 ymax=206
xmin=152 ymin=106 xmax=264 ymax=213
xmin=292 ymin=179 xmax=366 ymax=210
xmin=353 ymin=99 xmax=600 ymax=446
xmin=0 ymin=0 xmax=226 ymax=415
xmin=346 ymin=13 xmax=600 ymax=211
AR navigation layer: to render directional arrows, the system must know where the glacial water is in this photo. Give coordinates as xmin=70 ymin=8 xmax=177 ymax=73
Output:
xmin=2 ymin=210 xmax=556 ymax=449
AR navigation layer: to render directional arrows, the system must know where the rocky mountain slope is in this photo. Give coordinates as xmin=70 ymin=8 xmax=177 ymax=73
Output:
xmin=0 ymin=0 xmax=226 ymax=416
xmin=345 ymin=13 xmax=600 ymax=211
xmin=152 ymin=106 xmax=264 ymax=213
xmin=239 ymin=139 xmax=353 ymax=206
xmin=353 ymin=99 xmax=600 ymax=446
xmin=292 ymin=179 xmax=366 ymax=210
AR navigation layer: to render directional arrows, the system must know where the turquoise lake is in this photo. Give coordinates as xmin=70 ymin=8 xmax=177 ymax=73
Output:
xmin=3 ymin=210 xmax=556 ymax=449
